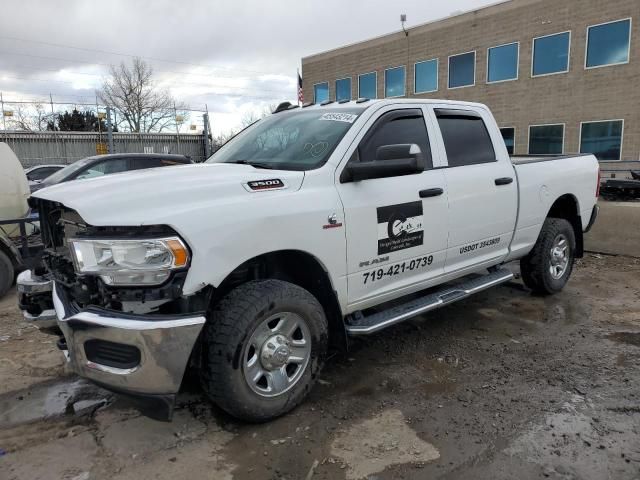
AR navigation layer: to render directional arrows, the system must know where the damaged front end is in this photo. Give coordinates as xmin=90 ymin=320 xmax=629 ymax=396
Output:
xmin=29 ymin=198 xmax=210 ymax=420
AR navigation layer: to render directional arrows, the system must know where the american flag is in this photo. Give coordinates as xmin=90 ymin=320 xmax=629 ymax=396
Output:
xmin=297 ymin=72 xmax=304 ymax=103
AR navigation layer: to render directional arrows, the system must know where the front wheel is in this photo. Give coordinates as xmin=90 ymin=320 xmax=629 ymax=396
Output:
xmin=520 ymin=217 xmax=576 ymax=295
xmin=200 ymin=279 xmax=328 ymax=422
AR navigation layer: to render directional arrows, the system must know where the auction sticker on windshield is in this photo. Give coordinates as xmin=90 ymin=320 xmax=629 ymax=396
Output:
xmin=319 ymin=113 xmax=358 ymax=123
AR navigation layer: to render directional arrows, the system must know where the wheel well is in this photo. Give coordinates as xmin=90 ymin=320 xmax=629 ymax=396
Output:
xmin=0 ymin=237 xmax=20 ymax=269
xmin=547 ymin=194 xmax=584 ymax=258
xmin=213 ymin=250 xmax=347 ymax=351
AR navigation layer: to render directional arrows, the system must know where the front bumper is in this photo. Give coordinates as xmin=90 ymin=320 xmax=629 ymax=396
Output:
xmin=16 ymin=269 xmax=57 ymax=330
xmin=52 ymin=283 xmax=206 ymax=401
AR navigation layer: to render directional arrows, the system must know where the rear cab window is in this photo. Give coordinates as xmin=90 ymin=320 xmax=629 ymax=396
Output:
xmin=435 ymin=109 xmax=496 ymax=167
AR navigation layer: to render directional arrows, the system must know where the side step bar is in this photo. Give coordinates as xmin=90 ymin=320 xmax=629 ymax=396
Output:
xmin=345 ymin=267 xmax=514 ymax=336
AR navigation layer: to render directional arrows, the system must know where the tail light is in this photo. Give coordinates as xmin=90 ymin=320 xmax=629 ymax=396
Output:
xmin=595 ymin=168 xmax=601 ymax=197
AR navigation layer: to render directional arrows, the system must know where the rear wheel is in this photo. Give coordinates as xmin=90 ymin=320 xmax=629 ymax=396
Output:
xmin=200 ymin=279 xmax=328 ymax=422
xmin=0 ymin=250 xmax=14 ymax=298
xmin=520 ymin=217 xmax=576 ymax=295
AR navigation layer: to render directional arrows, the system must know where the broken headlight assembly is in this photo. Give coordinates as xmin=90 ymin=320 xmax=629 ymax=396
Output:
xmin=68 ymin=237 xmax=189 ymax=286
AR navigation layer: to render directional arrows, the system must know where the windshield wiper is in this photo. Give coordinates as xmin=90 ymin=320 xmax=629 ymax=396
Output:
xmin=229 ymin=160 xmax=275 ymax=169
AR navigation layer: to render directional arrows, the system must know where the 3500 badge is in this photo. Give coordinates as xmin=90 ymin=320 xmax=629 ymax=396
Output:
xmin=362 ymin=255 xmax=434 ymax=284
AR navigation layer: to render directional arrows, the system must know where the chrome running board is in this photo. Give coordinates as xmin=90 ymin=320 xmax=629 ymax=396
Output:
xmin=345 ymin=267 xmax=514 ymax=336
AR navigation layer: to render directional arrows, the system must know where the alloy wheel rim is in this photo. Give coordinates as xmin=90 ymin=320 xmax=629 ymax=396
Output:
xmin=242 ymin=312 xmax=311 ymax=397
xmin=549 ymin=233 xmax=570 ymax=280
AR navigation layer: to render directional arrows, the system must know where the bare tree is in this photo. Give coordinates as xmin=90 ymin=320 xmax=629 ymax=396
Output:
xmin=211 ymin=129 xmax=238 ymax=151
xmin=213 ymin=103 xmax=277 ymax=151
xmin=240 ymin=104 xmax=277 ymax=128
xmin=5 ymin=104 xmax=53 ymax=131
xmin=98 ymin=57 xmax=188 ymax=133
xmin=240 ymin=110 xmax=260 ymax=128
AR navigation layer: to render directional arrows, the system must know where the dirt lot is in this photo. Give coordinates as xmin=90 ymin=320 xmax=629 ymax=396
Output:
xmin=1 ymin=254 xmax=639 ymax=480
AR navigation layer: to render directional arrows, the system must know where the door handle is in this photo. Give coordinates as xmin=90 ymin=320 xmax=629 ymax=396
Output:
xmin=495 ymin=177 xmax=514 ymax=186
xmin=419 ymin=188 xmax=444 ymax=198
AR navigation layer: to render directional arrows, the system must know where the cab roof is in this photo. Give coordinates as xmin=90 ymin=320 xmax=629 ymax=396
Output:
xmin=300 ymin=98 xmax=487 ymax=110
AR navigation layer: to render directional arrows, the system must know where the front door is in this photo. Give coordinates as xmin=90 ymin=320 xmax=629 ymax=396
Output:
xmin=336 ymin=106 xmax=449 ymax=309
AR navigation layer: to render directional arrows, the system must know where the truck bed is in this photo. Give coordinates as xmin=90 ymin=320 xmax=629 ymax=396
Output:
xmin=510 ymin=154 xmax=593 ymax=165
xmin=505 ymin=152 xmax=599 ymax=262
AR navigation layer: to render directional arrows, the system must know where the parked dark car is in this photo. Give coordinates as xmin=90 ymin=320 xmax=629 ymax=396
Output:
xmin=30 ymin=153 xmax=192 ymax=193
xmin=24 ymin=164 xmax=66 ymax=183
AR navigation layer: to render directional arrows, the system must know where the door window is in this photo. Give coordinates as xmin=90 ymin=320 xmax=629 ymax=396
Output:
xmin=130 ymin=157 xmax=167 ymax=170
xmin=357 ymin=109 xmax=432 ymax=168
xmin=75 ymin=159 xmax=129 ymax=179
xmin=436 ymin=110 xmax=496 ymax=167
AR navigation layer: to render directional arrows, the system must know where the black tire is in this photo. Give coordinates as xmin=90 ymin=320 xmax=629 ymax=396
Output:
xmin=520 ymin=217 xmax=576 ymax=295
xmin=0 ymin=250 xmax=14 ymax=299
xmin=200 ymin=279 xmax=328 ymax=422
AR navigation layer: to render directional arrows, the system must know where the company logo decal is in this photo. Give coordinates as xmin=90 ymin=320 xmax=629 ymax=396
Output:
xmin=247 ymin=179 xmax=285 ymax=191
xmin=376 ymin=201 xmax=424 ymax=255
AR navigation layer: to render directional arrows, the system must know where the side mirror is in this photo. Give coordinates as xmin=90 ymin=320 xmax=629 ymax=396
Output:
xmin=342 ymin=144 xmax=424 ymax=182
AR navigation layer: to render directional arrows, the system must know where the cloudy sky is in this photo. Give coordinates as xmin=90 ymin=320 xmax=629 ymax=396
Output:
xmin=0 ymin=0 xmax=497 ymax=135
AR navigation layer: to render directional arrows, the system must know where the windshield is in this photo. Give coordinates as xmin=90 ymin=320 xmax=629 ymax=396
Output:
xmin=41 ymin=157 xmax=95 ymax=186
xmin=206 ymin=108 xmax=365 ymax=170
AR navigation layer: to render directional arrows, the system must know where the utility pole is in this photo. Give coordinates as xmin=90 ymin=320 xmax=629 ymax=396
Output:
xmin=202 ymin=111 xmax=211 ymax=159
xmin=50 ymin=93 xmax=62 ymax=162
xmin=174 ymin=101 xmax=181 ymax=151
xmin=0 ymin=92 xmax=6 ymax=132
xmin=106 ymin=107 xmax=115 ymax=153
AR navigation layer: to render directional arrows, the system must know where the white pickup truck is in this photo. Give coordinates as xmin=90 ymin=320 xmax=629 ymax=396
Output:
xmin=19 ymin=99 xmax=600 ymax=422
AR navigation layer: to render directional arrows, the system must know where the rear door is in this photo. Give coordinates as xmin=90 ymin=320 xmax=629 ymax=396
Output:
xmin=336 ymin=105 xmax=449 ymax=308
xmin=430 ymin=106 xmax=518 ymax=273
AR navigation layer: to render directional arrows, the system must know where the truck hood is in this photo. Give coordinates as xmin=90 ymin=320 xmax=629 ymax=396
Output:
xmin=33 ymin=163 xmax=305 ymax=226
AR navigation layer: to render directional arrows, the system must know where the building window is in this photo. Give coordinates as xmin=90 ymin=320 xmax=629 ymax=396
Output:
xmin=500 ymin=127 xmax=515 ymax=155
xmin=448 ymin=51 xmax=476 ymax=89
xmin=586 ymin=19 xmax=631 ymax=69
xmin=528 ymin=124 xmax=564 ymax=154
xmin=313 ymin=82 xmax=329 ymax=103
xmin=487 ymin=43 xmax=519 ymax=83
xmin=580 ymin=120 xmax=624 ymax=160
xmin=335 ymin=77 xmax=352 ymax=102
xmin=358 ymin=72 xmax=377 ymax=99
xmin=414 ymin=59 xmax=438 ymax=93
xmin=384 ymin=66 xmax=406 ymax=98
xmin=532 ymin=32 xmax=571 ymax=77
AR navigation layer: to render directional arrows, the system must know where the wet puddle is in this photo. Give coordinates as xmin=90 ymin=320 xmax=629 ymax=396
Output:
xmin=0 ymin=378 xmax=111 ymax=428
xmin=331 ymin=409 xmax=440 ymax=479
xmin=606 ymin=331 xmax=640 ymax=347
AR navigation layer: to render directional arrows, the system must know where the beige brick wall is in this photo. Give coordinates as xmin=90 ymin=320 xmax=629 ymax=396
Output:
xmin=302 ymin=0 xmax=640 ymax=167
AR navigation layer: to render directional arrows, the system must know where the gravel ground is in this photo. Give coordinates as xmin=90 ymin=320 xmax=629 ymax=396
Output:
xmin=1 ymin=253 xmax=639 ymax=480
